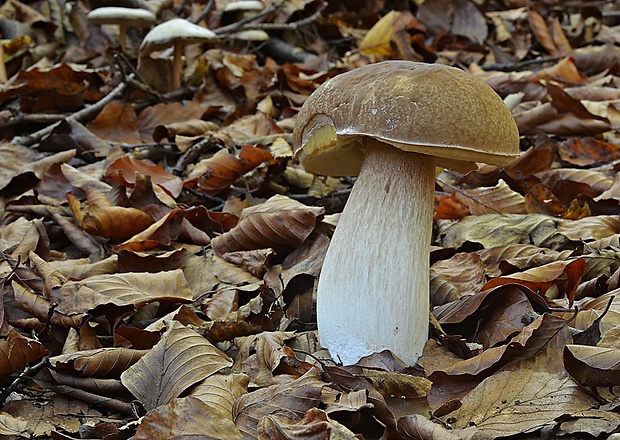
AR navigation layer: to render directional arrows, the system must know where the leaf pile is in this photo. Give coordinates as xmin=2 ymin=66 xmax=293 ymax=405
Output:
xmin=2 ymin=0 xmax=620 ymax=438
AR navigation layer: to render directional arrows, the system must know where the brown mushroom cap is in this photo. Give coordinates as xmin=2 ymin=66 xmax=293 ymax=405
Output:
xmin=86 ymin=7 xmax=156 ymax=27
xmin=293 ymin=61 xmax=520 ymax=176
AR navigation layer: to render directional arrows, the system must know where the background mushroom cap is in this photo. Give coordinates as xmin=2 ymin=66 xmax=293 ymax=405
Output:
xmin=293 ymin=61 xmax=520 ymax=176
xmin=86 ymin=7 xmax=156 ymax=26
xmin=139 ymin=18 xmax=218 ymax=55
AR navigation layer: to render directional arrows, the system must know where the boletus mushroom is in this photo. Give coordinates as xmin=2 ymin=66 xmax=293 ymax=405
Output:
xmin=292 ymin=61 xmax=520 ymax=365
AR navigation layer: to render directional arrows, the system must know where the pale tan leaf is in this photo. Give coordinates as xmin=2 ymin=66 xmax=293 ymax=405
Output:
xmin=53 ymin=269 xmax=192 ymax=315
xmin=212 ymin=195 xmax=324 ymax=256
xmin=189 ymin=373 xmax=249 ymax=419
xmin=0 ymin=412 xmax=34 ymax=437
xmin=121 ymin=321 xmax=232 ymax=410
xmin=564 ymin=345 xmax=620 ymax=387
xmin=232 ymin=369 xmax=325 ymax=439
xmin=446 ymin=370 xmax=596 ymax=438
xmin=438 ymin=213 xmax=561 ymax=249
xmin=558 ymin=215 xmax=620 ymax=241
xmin=134 ymin=396 xmax=244 ymax=439
xmin=359 ymin=10 xmax=401 ymax=56
xmin=452 ymin=179 xmax=526 ymax=215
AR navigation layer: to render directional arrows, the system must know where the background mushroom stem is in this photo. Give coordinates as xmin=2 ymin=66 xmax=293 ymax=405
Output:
xmin=172 ymin=41 xmax=184 ymax=90
xmin=317 ymin=139 xmax=435 ymax=366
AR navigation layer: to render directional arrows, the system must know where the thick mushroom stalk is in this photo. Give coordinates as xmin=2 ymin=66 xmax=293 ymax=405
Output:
xmin=317 ymin=139 xmax=435 ymax=365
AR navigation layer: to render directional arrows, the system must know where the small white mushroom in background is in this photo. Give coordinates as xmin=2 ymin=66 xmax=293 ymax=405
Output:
xmin=139 ymin=18 xmax=218 ymax=90
xmin=87 ymin=7 xmax=156 ymax=54
xmin=292 ymin=60 xmax=520 ymax=366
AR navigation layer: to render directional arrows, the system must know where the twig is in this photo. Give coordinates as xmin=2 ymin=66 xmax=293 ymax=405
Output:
xmin=0 ymin=356 xmax=50 ymax=406
xmin=481 ymin=56 xmax=562 ymax=72
xmin=213 ymin=5 xmax=278 ymax=35
xmin=193 ymin=0 xmax=215 ymax=25
xmin=171 ymin=135 xmax=223 ymax=176
xmin=11 ymin=73 xmax=135 ymax=147
xmin=235 ymin=8 xmax=323 ymax=32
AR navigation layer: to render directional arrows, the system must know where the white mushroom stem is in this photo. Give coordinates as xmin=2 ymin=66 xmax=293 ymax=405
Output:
xmin=317 ymin=139 xmax=435 ymax=366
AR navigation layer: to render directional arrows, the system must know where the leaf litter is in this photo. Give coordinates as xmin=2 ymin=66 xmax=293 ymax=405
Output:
xmin=2 ymin=0 xmax=620 ymax=438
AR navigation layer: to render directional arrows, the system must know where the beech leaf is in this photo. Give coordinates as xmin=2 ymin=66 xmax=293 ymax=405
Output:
xmin=121 ymin=321 xmax=232 ymax=410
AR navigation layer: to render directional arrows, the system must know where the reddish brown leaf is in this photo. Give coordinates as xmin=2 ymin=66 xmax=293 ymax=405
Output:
xmin=105 ymin=156 xmax=184 ymax=198
xmin=186 ymin=145 xmax=272 ymax=195
xmin=482 ymin=258 xmax=586 ymax=306
xmin=0 ymin=328 xmax=48 ymax=376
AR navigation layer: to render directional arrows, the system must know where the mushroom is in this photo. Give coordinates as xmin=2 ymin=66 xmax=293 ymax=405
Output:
xmin=139 ymin=18 xmax=218 ymax=90
xmin=87 ymin=7 xmax=156 ymax=54
xmin=292 ymin=61 xmax=520 ymax=365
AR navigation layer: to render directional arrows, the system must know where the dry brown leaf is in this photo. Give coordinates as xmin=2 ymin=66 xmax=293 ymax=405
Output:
xmin=453 ymin=179 xmax=526 ymax=215
xmin=258 ymin=407 xmax=359 ymax=440
xmin=558 ymin=215 xmax=620 ymax=241
xmin=233 ymin=331 xmax=297 ymax=387
xmin=134 ymin=396 xmax=244 ymax=439
xmin=105 ymin=156 xmax=184 ymax=198
xmin=232 ymin=369 xmax=325 ymax=439
xmin=86 ymin=100 xmax=142 ymax=144
xmin=186 ymin=145 xmax=272 ymax=195
xmin=564 ymin=344 xmax=620 ymax=387
xmin=50 ymin=347 xmax=147 ymax=378
xmin=121 ymin=321 xmax=232 ymax=410
xmin=438 ymin=213 xmax=560 ymax=249
xmin=482 ymin=258 xmax=586 ymax=306
xmin=189 ymin=373 xmax=250 ymax=420
xmin=0 ymin=328 xmax=48 ymax=376
xmin=52 ymin=269 xmax=193 ymax=316
xmin=397 ymin=414 xmax=461 ymax=440
xmin=430 ymin=253 xmax=487 ymax=306
xmin=477 ymin=244 xmax=572 ymax=278
xmin=212 ymin=195 xmax=325 ymax=256
xmin=445 ymin=370 xmax=596 ymax=438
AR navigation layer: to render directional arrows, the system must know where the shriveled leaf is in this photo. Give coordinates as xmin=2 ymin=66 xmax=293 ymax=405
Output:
xmin=564 ymin=345 xmax=620 ymax=387
xmin=232 ymin=369 xmax=325 ymax=439
xmin=121 ymin=321 xmax=232 ymax=410
xmin=134 ymin=396 xmax=244 ymax=439
xmin=558 ymin=215 xmax=620 ymax=241
xmin=52 ymin=269 xmax=192 ymax=315
xmin=258 ymin=407 xmax=359 ymax=440
xmin=212 ymin=195 xmax=324 ymax=256
xmin=50 ymin=347 xmax=147 ymax=378
xmin=398 ymin=414 xmax=461 ymax=440
xmin=233 ymin=331 xmax=297 ymax=387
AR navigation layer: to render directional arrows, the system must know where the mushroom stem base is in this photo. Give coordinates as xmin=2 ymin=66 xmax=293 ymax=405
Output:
xmin=316 ymin=140 xmax=435 ymax=366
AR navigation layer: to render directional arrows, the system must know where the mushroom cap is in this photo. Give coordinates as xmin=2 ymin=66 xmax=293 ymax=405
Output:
xmin=293 ymin=61 xmax=520 ymax=176
xmin=223 ymin=1 xmax=265 ymax=12
xmin=139 ymin=18 xmax=218 ymax=55
xmin=87 ymin=7 xmax=156 ymax=26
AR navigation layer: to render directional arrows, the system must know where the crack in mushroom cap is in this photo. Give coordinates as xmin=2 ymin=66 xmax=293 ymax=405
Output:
xmin=292 ymin=61 xmax=520 ymax=176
